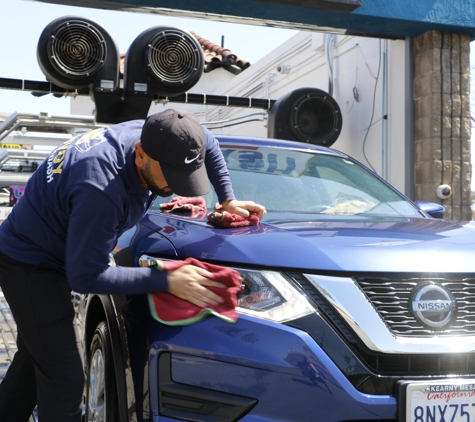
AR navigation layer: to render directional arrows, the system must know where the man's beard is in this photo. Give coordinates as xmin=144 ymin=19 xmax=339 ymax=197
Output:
xmin=140 ymin=163 xmax=173 ymax=197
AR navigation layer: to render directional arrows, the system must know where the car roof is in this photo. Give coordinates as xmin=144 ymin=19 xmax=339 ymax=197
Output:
xmin=215 ymin=134 xmax=346 ymax=157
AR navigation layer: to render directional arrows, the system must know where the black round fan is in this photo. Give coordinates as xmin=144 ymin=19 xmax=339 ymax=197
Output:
xmin=37 ymin=16 xmax=119 ymax=90
xmin=268 ymin=87 xmax=343 ymax=147
xmin=125 ymin=26 xmax=204 ymax=97
xmin=146 ymin=29 xmax=203 ymax=87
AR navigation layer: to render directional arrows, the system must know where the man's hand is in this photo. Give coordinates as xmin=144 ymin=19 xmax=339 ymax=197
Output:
xmin=221 ymin=199 xmax=267 ymax=220
xmin=167 ymin=264 xmax=225 ymax=307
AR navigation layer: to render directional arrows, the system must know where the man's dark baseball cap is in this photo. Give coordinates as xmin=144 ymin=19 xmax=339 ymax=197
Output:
xmin=140 ymin=109 xmax=210 ymax=197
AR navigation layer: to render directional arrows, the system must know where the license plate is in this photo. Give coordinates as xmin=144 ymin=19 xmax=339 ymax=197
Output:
xmin=402 ymin=380 xmax=475 ymax=422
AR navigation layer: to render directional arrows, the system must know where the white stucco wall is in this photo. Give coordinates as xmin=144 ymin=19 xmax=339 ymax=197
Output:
xmin=192 ymin=32 xmax=408 ymax=193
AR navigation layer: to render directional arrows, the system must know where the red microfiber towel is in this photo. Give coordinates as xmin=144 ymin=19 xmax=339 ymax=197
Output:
xmin=148 ymin=257 xmax=242 ymax=326
xmin=207 ymin=204 xmax=260 ymax=228
xmin=160 ymin=196 xmax=207 ymax=219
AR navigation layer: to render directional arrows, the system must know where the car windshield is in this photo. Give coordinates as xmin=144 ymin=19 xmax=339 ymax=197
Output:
xmin=152 ymin=145 xmax=423 ymax=219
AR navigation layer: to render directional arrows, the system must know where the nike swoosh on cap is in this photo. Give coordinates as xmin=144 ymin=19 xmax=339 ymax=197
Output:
xmin=184 ymin=153 xmax=201 ymax=164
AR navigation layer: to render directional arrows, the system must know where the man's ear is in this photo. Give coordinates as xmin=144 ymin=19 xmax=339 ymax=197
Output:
xmin=135 ymin=143 xmax=147 ymax=168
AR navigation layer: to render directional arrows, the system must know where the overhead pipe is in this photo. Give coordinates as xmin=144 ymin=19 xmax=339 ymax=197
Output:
xmin=0 ymin=77 xmax=277 ymax=111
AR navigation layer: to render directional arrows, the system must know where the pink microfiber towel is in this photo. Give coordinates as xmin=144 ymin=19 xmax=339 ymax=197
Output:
xmin=148 ymin=257 xmax=242 ymax=326
xmin=207 ymin=204 xmax=260 ymax=228
xmin=160 ymin=196 xmax=207 ymax=219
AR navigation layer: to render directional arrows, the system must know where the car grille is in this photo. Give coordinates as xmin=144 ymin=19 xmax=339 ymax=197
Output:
xmin=355 ymin=348 xmax=475 ymax=374
xmin=354 ymin=276 xmax=475 ymax=336
xmin=290 ymin=272 xmax=475 ymax=394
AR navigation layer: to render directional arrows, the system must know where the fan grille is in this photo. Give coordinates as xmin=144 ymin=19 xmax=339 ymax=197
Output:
xmin=146 ymin=30 xmax=201 ymax=84
xmin=290 ymin=93 xmax=341 ymax=146
xmin=48 ymin=20 xmax=107 ymax=78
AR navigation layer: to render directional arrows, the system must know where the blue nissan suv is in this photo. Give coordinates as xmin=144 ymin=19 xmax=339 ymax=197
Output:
xmin=78 ymin=135 xmax=475 ymax=422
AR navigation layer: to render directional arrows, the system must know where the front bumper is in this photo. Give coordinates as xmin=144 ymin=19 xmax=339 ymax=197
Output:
xmin=147 ymin=314 xmax=396 ymax=422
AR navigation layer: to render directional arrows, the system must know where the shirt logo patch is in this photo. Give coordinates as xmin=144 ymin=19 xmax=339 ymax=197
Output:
xmin=73 ymin=129 xmax=107 ymax=153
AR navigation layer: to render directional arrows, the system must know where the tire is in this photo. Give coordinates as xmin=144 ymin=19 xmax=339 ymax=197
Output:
xmin=85 ymin=321 xmax=118 ymax=422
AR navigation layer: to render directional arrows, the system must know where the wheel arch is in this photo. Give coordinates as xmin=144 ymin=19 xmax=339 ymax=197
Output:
xmin=84 ymin=294 xmax=133 ymax=422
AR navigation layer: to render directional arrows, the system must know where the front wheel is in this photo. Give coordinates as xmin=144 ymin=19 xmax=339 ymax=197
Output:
xmin=85 ymin=321 xmax=118 ymax=422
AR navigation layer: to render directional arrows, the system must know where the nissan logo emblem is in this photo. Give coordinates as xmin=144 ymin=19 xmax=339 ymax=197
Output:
xmin=411 ymin=282 xmax=456 ymax=329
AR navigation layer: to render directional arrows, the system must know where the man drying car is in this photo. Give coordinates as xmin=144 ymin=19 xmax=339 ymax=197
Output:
xmin=0 ymin=108 xmax=266 ymax=422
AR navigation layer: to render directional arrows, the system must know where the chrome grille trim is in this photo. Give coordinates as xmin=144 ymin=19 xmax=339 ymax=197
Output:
xmin=304 ymin=274 xmax=475 ymax=354
xmin=356 ymin=277 xmax=475 ymax=335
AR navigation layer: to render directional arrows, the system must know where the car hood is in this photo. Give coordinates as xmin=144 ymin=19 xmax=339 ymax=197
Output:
xmin=142 ymin=213 xmax=475 ymax=273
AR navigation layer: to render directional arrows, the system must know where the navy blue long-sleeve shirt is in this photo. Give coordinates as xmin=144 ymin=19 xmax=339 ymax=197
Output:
xmin=0 ymin=120 xmax=235 ymax=295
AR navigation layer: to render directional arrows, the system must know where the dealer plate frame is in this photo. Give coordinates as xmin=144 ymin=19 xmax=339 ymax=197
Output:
xmin=397 ymin=379 xmax=475 ymax=422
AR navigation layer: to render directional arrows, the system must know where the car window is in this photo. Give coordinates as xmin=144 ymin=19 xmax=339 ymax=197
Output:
xmin=152 ymin=145 xmax=422 ymax=218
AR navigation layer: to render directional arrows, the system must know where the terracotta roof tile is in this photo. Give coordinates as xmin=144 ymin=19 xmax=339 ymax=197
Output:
xmin=191 ymin=31 xmax=251 ymax=74
xmin=120 ymin=52 xmax=126 ymax=76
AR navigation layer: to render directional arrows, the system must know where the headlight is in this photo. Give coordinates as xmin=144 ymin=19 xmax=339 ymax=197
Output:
xmin=138 ymin=254 xmax=315 ymax=324
xmin=237 ymin=269 xmax=315 ymax=323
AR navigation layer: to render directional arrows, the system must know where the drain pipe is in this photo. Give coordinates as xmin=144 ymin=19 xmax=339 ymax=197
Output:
xmin=404 ymin=37 xmax=415 ymax=199
xmin=324 ymin=33 xmax=335 ymax=96
xmin=381 ymin=39 xmax=389 ymax=180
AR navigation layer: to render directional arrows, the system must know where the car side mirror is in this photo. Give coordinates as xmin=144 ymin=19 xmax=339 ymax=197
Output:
xmin=415 ymin=201 xmax=445 ymax=219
